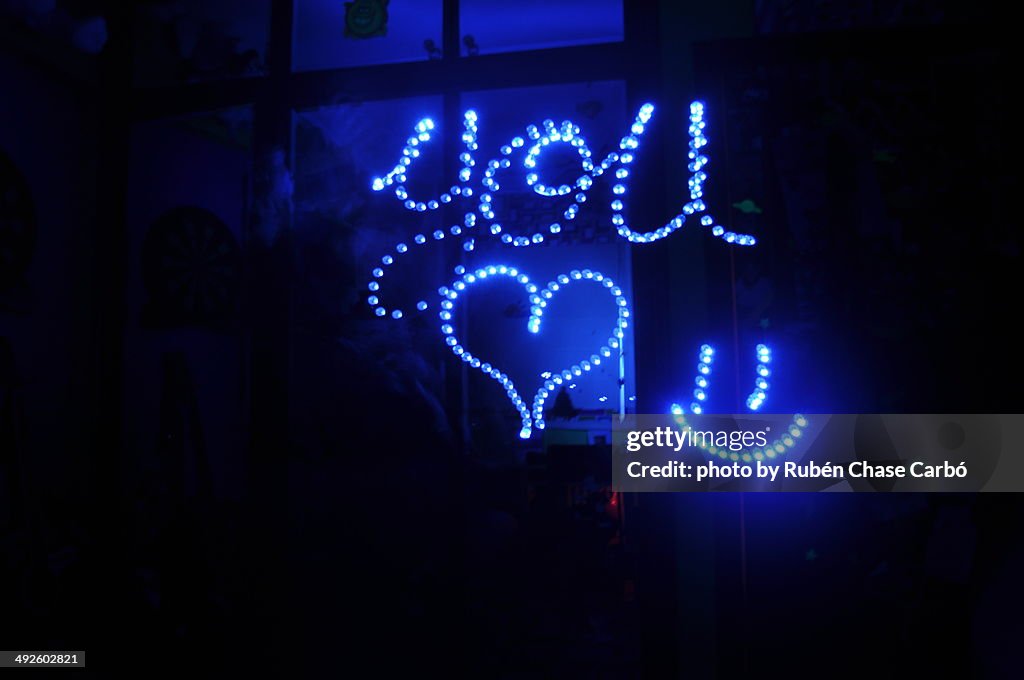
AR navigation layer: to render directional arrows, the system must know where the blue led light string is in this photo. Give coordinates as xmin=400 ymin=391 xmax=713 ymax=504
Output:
xmin=478 ymin=118 xmax=594 ymax=246
xmin=363 ymin=105 xmax=770 ymax=439
xmin=440 ymin=265 xmax=629 ymax=439
xmin=528 ymin=269 xmax=629 ymax=433
xmin=745 ymin=344 xmax=772 ymax=411
xmin=670 ymin=343 xmax=804 ymax=464
xmin=365 ymin=102 xmax=758 ymax=321
xmin=668 ymin=343 xmax=773 ymax=414
xmin=669 ymin=343 xmax=716 ymax=416
xmin=472 ymin=102 xmax=758 ymax=248
xmin=371 ymin=111 xmax=479 ymax=211
xmin=670 ymin=411 xmax=809 ymax=464
xmin=602 ymin=102 xmax=757 ymax=246
xmin=365 ymin=112 xmax=483 ymax=319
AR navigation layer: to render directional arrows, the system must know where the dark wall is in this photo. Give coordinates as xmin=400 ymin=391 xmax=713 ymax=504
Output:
xmin=0 ymin=49 xmax=100 ymax=650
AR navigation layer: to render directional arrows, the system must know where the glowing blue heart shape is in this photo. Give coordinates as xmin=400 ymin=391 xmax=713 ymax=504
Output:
xmin=439 ymin=265 xmax=630 ymax=439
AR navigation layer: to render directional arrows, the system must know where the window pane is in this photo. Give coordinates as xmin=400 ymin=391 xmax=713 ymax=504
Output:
xmin=133 ymin=0 xmax=270 ymax=86
xmin=460 ymin=0 xmax=623 ymax=56
xmin=293 ymin=0 xmax=443 ymax=71
xmin=293 ymin=97 xmax=448 ymax=327
xmin=292 ymin=97 xmax=451 ymax=454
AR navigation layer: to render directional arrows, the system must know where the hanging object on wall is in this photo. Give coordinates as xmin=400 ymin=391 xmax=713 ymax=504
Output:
xmin=345 ymin=0 xmax=389 ymax=39
xmin=0 ymin=150 xmax=36 ymax=293
xmin=142 ymin=206 xmax=240 ymax=327
xmin=362 ymin=102 xmax=756 ymax=438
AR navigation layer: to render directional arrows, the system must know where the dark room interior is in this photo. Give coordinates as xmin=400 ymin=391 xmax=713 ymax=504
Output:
xmin=1 ymin=0 xmax=1022 ymax=676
